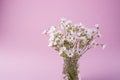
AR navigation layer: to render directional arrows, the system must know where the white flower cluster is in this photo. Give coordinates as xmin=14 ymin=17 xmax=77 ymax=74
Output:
xmin=43 ymin=18 xmax=105 ymax=57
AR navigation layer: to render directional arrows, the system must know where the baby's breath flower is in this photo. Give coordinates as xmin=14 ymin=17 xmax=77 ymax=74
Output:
xmin=59 ymin=47 xmax=66 ymax=55
xmin=61 ymin=18 xmax=66 ymax=23
xmin=43 ymin=18 xmax=105 ymax=57
xmin=42 ymin=30 xmax=47 ymax=34
xmin=65 ymin=20 xmax=72 ymax=25
xmin=102 ymin=44 xmax=106 ymax=49
xmin=60 ymin=25 xmax=64 ymax=29
xmin=97 ymin=33 xmax=101 ymax=38
xmin=48 ymin=26 xmax=56 ymax=34
xmin=95 ymin=24 xmax=99 ymax=29
xmin=79 ymin=22 xmax=83 ymax=26
xmin=49 ymin=36 xmax=54 ymax=41
xmin=43 ymin=18 xmax=105 ymax=80
xmin=48 ymin=41 xmax=53 ymax=47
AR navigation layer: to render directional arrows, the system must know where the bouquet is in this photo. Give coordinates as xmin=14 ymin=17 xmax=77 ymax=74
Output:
xmin=43 ymin=18 xmax=105 ymax=80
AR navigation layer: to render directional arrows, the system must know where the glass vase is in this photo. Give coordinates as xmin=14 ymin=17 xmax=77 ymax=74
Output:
xmin=62 ymin=53 xmax=81 ymax=80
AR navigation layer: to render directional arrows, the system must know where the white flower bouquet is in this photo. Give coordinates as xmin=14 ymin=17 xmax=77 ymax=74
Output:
xmin=43 ymin=18 xmax=105 ymax=80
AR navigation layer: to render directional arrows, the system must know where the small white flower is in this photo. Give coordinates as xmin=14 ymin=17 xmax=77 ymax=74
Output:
xmin=78 ymin=49 xmax=81 ymax=54
xmin=56 ymin=30 xmax=62 ymax=34
xmin=80 ymin=25 xmax=86 ymax=31
xmin=70 ymin=30 xmax=74 ymax=35
xmin=97 ymin=33 xmax=101 ymax=38
xmin=67 ymin=49 xmax=75 ymax=57
xmin=61 ymin=18 xmax=66 ymax=22
xmin=80 ymin=36 xmax=86 ymax=41
xmin=60 ymin=25 xmax=64 ymax=29
xmin=77 ymin=32 xmax=81 ymax=36
xmin=65 ymin=20 xmax=72 ymax=25
xmin=92 ymin=42 xmax=97 ymax=45
xmin=90 ymin=41 xmax=97 ymax=47
xmin=59 ymin=47 xmax=66 ymax=55
xmin=87 ymin=29 xmax=92 ymax=34
xmin=55 ymin=38 xmax=60 ymax=41
xmin=54 ymin=41 xmax=57 ymax=45
xmin=48 ymin=26 xmax=56 ymax=34
xmin=42 ymin=30 xmax=47 ymax=34
xmin=92 ymin=28 xmax=98 ymax=34
xmin=62 ymin=47 xmax=66 ymax=50
xmin=67 ymin=53 xmax=74 ymax=57
xmin=95 ymin=24 xmax=99 ymax=29
xmin=74 ymin=24 xmax=79 ymax=27
xmin=48 ymin=41 xmax=53 ymax=47
xmin=49 ymin=36 xmax=54 ymax=41
xmin=79 ymin=22 xmax=83 ymax=26
xmin=102 ymin=44 xmax=106 ymax=49
xmin=66 ymin=35 xmax=73 ymax=41
xmin=78 ymin=36 xmax=86 ymax=41
xmin=49 ymin=32 xmax=54 ymax=37
xmin=86 ymin=29 xmax=92 ymax=37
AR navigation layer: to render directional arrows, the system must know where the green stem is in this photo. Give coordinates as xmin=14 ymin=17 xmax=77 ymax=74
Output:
xmin=63 ymin=54 xmax=80 ymax=80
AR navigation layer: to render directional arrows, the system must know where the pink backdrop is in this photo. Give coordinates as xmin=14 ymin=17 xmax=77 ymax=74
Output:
xmin=0 ymin=0 xmax=120 ymax=80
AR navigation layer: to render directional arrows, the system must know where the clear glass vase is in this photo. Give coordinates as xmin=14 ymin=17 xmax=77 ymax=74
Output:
xmin=62 ymin=53 xmax=81 ymax=80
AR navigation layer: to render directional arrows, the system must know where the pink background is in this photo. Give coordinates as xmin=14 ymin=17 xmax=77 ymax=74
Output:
xmin=0 ymin=0 xmax=120 ymax=80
